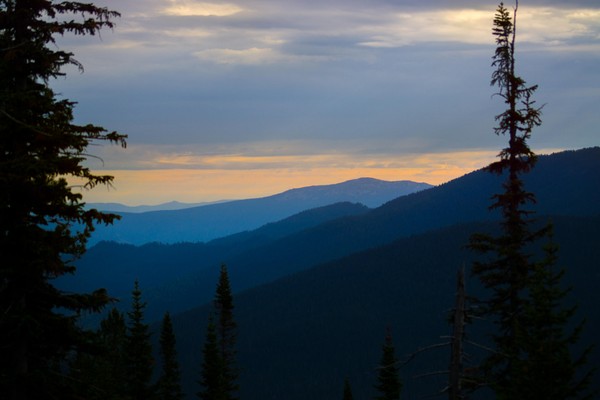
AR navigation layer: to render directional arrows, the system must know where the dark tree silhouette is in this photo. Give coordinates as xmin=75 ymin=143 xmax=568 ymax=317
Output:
xmin=469 ymin=2 xmax=592 ymax=398
xmin=198 ymin=314 xmax=222 ymax=400
xmin=125 ymin=280 xmax=154 ymax=400
xmin=0 ymin=1 xmax=126 ymax=398
xmin=198 ymin=265 xmax=238 ymax=400
xmin=69 ymin=308 xmax=129 ymax=399
xmin=374 ymin=329 xmax=402 ymax=400
xmin=215 ymin=264 xmax=238 ymax=400
xmin=157 ymin=312 xmax=184 ymax=400
xmin=343 ymin=378 xmax=354 ymax=400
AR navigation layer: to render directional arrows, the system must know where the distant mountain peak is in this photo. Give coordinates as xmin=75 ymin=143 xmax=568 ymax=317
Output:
xmin=87 ymin=178 xmax=432 ymax=245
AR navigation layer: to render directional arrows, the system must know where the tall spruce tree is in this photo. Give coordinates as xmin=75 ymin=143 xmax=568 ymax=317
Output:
xmin=157 ymin=312 xmax=184 ymax=400
xmin=374 ymin=329 xmax=402 ymax=400
xmin=125 ymin=280 xmax=154 ymax=400
xmin=198 ymin=314 xmax=222 ymax=400
xmin=0 ymin=1 xmax=126 ymax=399
xmin=198 ymin=265 xmax=238 ymax=400
xmin=469 ymin=2 xmax=591 ymax=398
xmin=215 ymin=264 xmax=238 ymax=400
xmin=343 ymin=378 xmax=354 ymax=400
xmin=69 ymin=308 xmax=129 ymax=399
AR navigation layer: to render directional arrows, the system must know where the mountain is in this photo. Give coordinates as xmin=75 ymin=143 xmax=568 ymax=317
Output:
xmin=87 ymin=178 xmax=432 ymax=246
xmin=63 ymin=147 xmax=600 ymax=398
xmin=67 ymin=148 xmax=600 ymax=323
xmin=58 ymin=202 xmax=371 ymax=305
xmin=85 ymin=200 xmax=226 ymax=213
xmin=169 ymin=215 xmax=600 ymax=400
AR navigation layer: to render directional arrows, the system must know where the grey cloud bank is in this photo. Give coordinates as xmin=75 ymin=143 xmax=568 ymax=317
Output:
xmin=54 ymin=0 xmax=599 ymax=173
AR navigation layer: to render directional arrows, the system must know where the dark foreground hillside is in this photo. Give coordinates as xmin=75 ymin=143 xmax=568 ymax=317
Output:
xmin=168 ymin=215 xmax=600 ymax=400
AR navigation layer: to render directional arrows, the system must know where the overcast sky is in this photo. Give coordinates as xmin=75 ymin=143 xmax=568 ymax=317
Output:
xmin=54 ymin=0 xmax=600 ymax=205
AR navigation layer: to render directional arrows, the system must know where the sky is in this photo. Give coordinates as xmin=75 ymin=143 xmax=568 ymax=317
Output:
xmin=54 ymin=0 xmax=600 ymax=205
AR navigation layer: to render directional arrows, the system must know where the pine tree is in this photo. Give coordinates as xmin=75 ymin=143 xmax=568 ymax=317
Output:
xmin=125 ymin=280 xmax=154 ymax=400
xmin=343 ymin=378 xmax=354 ymax=400
xmin=469 ymin=2 xmax=592 ymax=398
xmin=69 ymin=308 xmax=129 ymax=399
xmin=198 ymin=265 xmax=238 ymax=400
xmin=157 ymin=312 xmax=184 ymax=400
xmin=374 ymin=329 xmax=401 ymax=400
xmin=0 ymin=1 xmax=126 ymax=398
xmin=214 ymin=264 xmax=238 ymax=400
xmin=198 ymin=314 xmax=223 ymax=400
xmin=99 ymin=308 xmax=130 ymax=399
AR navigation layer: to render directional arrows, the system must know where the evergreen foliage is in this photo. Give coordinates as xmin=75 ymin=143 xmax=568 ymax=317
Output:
xmin=198 ymin=265 xmax=238 ymax=400
xmin=215 ymin=264 xmax=239 ymax=399
xmin=374 ymin=330 xmax=401 ymax=400
xmin=157 ymin=312 xmax=184 ymax=400
xmin=343 ymin=378 xmax=354 ymax=400
xmin=0 ymin=0 xmax=125 ymax=398
xmin=198 ymin=314 xmax=222 ymax=400
xmin=469 ymin=2 xmax=592 ymax=398
xmin=69 ymin=308 xmax=130 ymax=399
xmin=125 ymin=280 xmax=154 ymax=400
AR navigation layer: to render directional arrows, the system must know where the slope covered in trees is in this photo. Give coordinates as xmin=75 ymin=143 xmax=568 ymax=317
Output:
xmin=166 ymin=214 xmax=600 ymax=400
xmin=63 ymin=147 xmax=600 ymax=322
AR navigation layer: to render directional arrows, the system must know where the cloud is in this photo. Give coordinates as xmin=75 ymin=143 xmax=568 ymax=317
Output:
xmin=162 ymin=1 xmax=243 ymax=17
xmin=54 ymin=0 xmax=600 ymax=203
xmin=77 ymin=149 xmax=503 ymax=204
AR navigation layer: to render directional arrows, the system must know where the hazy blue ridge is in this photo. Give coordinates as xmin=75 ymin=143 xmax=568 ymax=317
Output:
xmin=66 ymin=147 xmax=600 ymax=324
xmin=61 ymin=147 xmax=600 ymax=399
xmin=85 ymin=200 xmax=228 ymax=213
xmin=86 ymin=178 xmax=432 ymax=246
xmin=58 ymin=201 xmax=371 ymax=304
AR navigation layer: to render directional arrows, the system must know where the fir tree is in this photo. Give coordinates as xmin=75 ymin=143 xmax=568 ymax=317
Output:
xmin=157 ymin=312 xmax=184 ymax=400
xmin=198 ymin=314 xmax=222 ymax=400
xmin=0 ymin=1 xmax=126 ymax=398
xmin=343 ymin=378 xmax=354 ymax=400
xmin=198 ymin=265 xmax=238 ymax=400
xmin=469 ymin=2 xmax=592 ymax=398
xmin=215 ymin=264 xmax=238 ymax=400
xmin=374 ymin=329 xmax=401 ymax=400
xmin=69 ymin=308 xmax=129 ymax=399
xmin=125 ymin=280 xmax=154 ymax=400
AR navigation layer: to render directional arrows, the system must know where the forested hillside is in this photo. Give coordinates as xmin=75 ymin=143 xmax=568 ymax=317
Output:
xmin=65 ymin=148 xmax=600 ymax=322
xmin=168 ymin=215 xmax=600 ymax=399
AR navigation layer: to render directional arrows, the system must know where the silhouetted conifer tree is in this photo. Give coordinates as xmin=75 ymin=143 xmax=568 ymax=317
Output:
xmin=125 ymin=280 xmax=154 ymax=400
xmin=0 ymin=1 xmax=126 ymax=398
xmin=198 ymin=314 xmax=222 ymax=400
xmin=70 ymin=308 xmax=130 ymax=399
xmin=374 ymin=329 xmax=401 ymax=400
xmin=215 ymin=264 xmax=238 ymax=399
xmin=198 ymin=265 xmax=238 ymax=400
xmin=157 ymin=312 xmax=184 ymax=400
xmin=469 ymin=2 xmax=592 ymax=398
xmin=343 ymin=378 xmax=354 ymax=400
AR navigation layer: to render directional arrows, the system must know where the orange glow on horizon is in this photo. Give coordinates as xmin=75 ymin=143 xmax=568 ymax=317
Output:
xmin=75 ymin=150 xmax=505 ymax=205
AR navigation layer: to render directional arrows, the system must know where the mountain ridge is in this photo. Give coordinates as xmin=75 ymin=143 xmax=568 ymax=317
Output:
xmin=67 ymin=147 xmax=600 ymax=323
xmin=87 ymin=178 xmax=432 ymax=245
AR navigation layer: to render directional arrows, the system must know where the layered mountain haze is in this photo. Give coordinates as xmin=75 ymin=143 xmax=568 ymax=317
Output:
xmin=61 ymin=148 xmax=600 ymax=399
xmin=170 ymin=216 xmax=600 ymax=400
xmin=85 ymin=200 xmax=227 ymax=213
xmin=65 ymin=148 xmax=600 ymax=319
xmin=87 ymin=178 xmax=432 ymax=246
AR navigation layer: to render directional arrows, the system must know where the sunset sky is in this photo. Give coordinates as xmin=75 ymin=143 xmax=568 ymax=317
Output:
xmin=55 ymin=0 xmax=600 ymax=205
